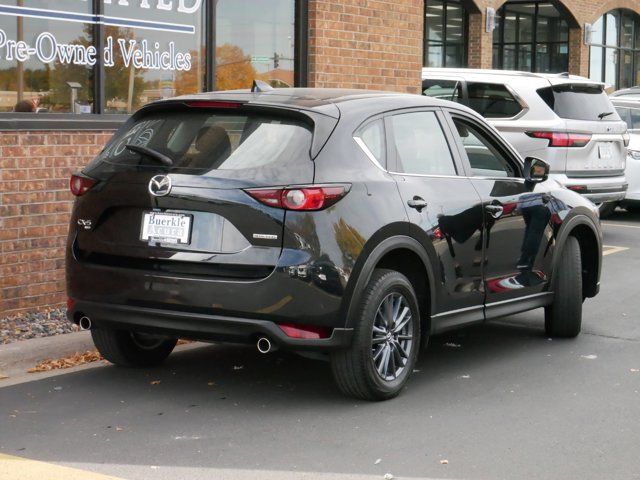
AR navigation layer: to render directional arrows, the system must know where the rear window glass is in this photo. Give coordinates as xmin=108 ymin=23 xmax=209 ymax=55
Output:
xmin=422 ymin=79 xmax=462 ymax=102
xmin=614 ymin=106 xmax=640 ymax=130
xmin=537 ymin=84 xmax=621 ymax=121
xmin=466 ymin=82 xmax=523 ymax=118
xmin=86 ymin=110 xmax=312 ymax=176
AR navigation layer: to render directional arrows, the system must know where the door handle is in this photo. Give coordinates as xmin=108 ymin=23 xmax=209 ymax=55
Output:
xmin=485 ymin=204 xmax=504 ymax=219
xmin=407 ymin=196 xmax=428 ymax=212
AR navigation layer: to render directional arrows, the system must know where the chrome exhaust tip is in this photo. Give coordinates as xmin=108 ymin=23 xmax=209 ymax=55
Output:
xmin=257 ymin=337 xmax=273 ymax=354
xmin=79 ymin=316 xmax=92 ymax=331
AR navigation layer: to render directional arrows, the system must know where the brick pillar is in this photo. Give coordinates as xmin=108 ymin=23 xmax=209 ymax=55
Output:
xmin=307 ymin=0 xmax=424 ymax=93
xmin=569 ymin=26 xmax=589 ymax=77
xmin=467 ymin=11 xmax=493 ymax=69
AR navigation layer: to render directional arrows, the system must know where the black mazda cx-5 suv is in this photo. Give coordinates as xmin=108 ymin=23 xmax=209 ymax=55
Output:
xmin=66 ymin=86 xmax=602 ymax=400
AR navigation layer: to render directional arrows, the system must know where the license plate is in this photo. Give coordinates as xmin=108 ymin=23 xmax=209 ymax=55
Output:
xmin=598 ymin=143 xmax=613 ymax=160
xmin=140 ymin=212 xmax=192 ymax=245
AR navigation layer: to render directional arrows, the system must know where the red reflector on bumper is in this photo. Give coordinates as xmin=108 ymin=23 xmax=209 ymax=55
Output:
xmin=278 ymin=323 xmax=331 ymax=340
xmin=67 ymin=298 xmax=75 ymax=310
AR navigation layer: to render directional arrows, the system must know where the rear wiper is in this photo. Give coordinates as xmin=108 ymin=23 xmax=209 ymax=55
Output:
xmin=598 ymin=111 xmax=615 ymax=120
xmin=125 ymin=144 xmax=174 ymax=167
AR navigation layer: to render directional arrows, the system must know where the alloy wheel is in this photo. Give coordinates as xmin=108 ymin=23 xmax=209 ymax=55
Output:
xmin=371 ymin=292 xmax=414 ymax=381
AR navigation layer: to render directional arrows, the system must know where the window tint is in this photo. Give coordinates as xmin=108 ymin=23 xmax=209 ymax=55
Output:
xmin=86 ymin=110 xmax=312 ymax=177
xmin=630 ymin=108 xmax=640 ymax=129
xmin=537 ymin=84 xmax=621 ymax=121
xmin=390 ymin=112 xmax=457 ymax=176
xmin=466 ymin=82 xmax=524 ymax=118
xmin=356 ymin=120 xmax=386 ymax=166
xmin=453 ymin=118 xmax=517 ymax=178
xmin=615 ymin=107 xmax=631 ymax=128
xmin=422 ymin=79 xmax=462 ymax=102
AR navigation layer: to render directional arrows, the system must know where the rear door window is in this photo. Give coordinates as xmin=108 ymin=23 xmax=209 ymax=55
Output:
xmin=466 ymin=82 xmax=524 ymax=118
xmin=389 ymin=111 xmax=457 ymax=176
xmin=537 ymin=84 xmax=621 ymax=121
xmin=86 ymin=110 xmax=313 ymax=177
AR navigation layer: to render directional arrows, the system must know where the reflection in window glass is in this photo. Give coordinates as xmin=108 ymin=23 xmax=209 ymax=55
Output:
xmin=357 ymin=120 xmax=385 ymax=167
xmin=216 ymin=0 xmax=295 ymax=90
xmin=424 ymin=0 xmax=467 ymax=68
xmin=493 ymin=2 xmax=568 ymax=73
xmin=0 ymin=0 xmax=93 ymax=112
xmin=453 ymin=119 xmax=513 ymax=178
xmin=103 ymin=2 xmax=205 ymax=114
xmin=390 ymin=112 xmax=456 ymax=176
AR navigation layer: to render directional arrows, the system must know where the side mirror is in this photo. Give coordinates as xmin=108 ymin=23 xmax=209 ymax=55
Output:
xmin=524 ymin=157 xmax=549 ymax=183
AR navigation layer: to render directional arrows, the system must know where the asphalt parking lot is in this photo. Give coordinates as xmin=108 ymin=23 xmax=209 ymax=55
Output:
xmin=1 ymin=210 xmax=639 ymax=480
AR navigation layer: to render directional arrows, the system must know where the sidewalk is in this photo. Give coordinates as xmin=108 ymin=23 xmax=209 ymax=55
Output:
xmin=0 ymin=331 xmax=95 ymax=386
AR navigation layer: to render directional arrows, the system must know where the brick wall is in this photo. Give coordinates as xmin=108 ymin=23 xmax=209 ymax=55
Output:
xmin=0 ymin=132 xmax=113 ymax=316
xmin=308 ymin=0 xmax=424 ymax=93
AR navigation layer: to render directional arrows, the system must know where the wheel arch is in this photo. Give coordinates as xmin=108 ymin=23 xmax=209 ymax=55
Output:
xmin=342 ymin=233 xmax=437 ymax=335
xmin=553 ymin=213 xmax=602 ymax=299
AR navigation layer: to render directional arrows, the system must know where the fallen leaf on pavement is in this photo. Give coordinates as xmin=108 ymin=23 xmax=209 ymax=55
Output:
xmin=374 ymin=458 xmax=381 ymax=465
xmin=440 ymin=459 xmax=449 ymax=465
xmin=631 ymin=369 xmax=639 ymax=373
xmin=580 ymin=355 xmax=598 ymax=360
xmin=383 ymin=474 xmax=394 ymax=480
xmin=0 ymin=374 xmax=8 ymax=380
xmin=115 ymin=426 xmax=124 ymax=432
xmin=207 ymin=382 xmax=216 ymax=386
xmin=150 ymin=380 xmax=161 ymax=385
xmin=28 ymin=350 xmax=103 ymax=373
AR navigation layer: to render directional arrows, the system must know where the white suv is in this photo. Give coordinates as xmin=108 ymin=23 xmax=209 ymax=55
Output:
xmin=422 ymin=68 xmax=628 ymax=216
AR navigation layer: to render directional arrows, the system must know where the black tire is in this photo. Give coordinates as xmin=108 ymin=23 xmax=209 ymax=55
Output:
xmin=544 ymin=236 xmax=582 ymax=338
xmin=91 ymin=328 xmax=177 ymax=367
xmin=331 ymin=269 xmax=421 ymax=401
xmin=598 ymin=202 xmax=617 ymax=219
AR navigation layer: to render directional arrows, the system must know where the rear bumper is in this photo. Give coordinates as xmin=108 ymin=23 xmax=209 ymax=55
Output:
xmin=551 ymin=174 xmax=628 ymax=203
xmin=68 ymin=300 xmax=353 ymax=350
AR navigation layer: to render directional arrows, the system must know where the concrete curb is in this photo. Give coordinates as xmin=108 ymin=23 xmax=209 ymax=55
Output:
xmin=0 ymin=331 xmax=95 ymax=380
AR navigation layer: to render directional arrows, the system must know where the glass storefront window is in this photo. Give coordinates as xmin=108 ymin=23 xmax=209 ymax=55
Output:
xmin=492 ymin=1 xmax=569 ymax=73
xmin=0 ymin=0 xmax=302 ymax=115
xmin=590 ymin=9 xmax=640 ymax=89
xmin=216 ymin=0 xmax=295 ymax=90
xmin=103 ymin=1 xmax=205 ymax=113
xmin=0 ymin=0 xmax=94 ymax=112
xmin=424 ymin=0 xmax=467 ymax=68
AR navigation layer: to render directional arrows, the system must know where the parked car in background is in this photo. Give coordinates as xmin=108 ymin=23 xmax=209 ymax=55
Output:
xmin=611 ymin=98 xmax=640 ymax=213
xmin=610 ymin=86 xmax=640 ymax=100
xmin=422 ymin=68 xmax=629 ymax=217
xmin=66 ymin=87 xmax=603 ymax=401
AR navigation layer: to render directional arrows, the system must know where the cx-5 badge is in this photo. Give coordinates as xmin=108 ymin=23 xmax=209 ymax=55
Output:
xmin=149 ymin=175 xmax=172 ymax=197
xmin=77 ymin=219 xmax=92 ymax=230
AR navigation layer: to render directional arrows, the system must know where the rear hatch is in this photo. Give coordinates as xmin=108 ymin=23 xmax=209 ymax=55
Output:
xmin=73 ymin=101 xmax=330 ymax=280
xmin=537 ymin=82 xmax=627 ymax=177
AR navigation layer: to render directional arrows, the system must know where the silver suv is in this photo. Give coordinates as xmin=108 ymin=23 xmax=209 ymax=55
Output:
xmin=422 ymin=68 xmax=628 ymax=215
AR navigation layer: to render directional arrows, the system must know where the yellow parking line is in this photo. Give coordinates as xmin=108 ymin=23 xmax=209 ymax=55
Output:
xmin=602 ymin=222 xmax=640 ymax=229
xmin=602 ymin=245 xmax=629 ymax=256
xmin=0 ymin=454 xmax=124 ymax=480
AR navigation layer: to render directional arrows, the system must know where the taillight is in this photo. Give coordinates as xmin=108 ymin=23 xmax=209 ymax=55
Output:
xmin=278 ymin=323 xmax=331 ymax=339
xmin=245 ymin=185 xmax=350 ymax=211
xmin=526 ymin=131 xmax=591 ymax=147
xmin=69 ymin=174 xmax=96 ymax=196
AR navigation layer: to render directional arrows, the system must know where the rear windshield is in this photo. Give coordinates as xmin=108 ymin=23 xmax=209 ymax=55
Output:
xmin=537 ymin=84 xmax=621 ymax=122
xmin=85 ymin=110 xmax=312 ymax=176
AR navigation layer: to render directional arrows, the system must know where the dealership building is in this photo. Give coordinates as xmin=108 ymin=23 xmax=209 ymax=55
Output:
xmin=1 ymin=0 xmax=640 ymax=315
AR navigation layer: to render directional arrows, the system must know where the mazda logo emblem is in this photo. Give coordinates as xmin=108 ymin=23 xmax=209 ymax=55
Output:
xmin=148 ymin=175 xmax=172 ymax=197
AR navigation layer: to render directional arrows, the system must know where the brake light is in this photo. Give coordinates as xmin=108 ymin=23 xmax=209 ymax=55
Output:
xmin=526 ymin=131 xmax=591 ymax=147
xmin=186 ymin=101 xmax=242 ymax=109
xmin=278 ymin=323 xmax=331 ymax=339
xmin=245 ymin=185 xmax=350 ymax=211
xmin=69 ymin=174 xmax=96 ymax=196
